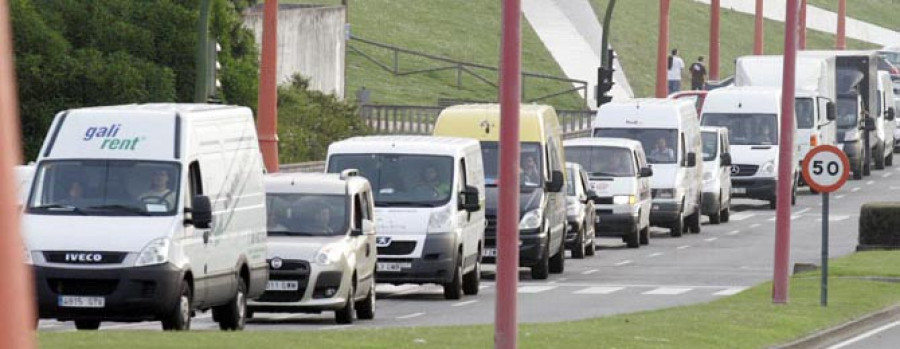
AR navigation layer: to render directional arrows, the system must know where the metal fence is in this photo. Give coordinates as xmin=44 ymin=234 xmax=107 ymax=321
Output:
xmin=359 ymin=105 xmax=594 ymax=136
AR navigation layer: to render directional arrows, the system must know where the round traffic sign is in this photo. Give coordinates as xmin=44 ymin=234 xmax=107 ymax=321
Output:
xmin=802 ymin=145 xmax=850 ymax=193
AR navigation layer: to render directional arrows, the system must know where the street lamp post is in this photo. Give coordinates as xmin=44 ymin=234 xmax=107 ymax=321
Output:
xmin=655 ymin=0 xmax=671 ymax=98
xmin=709 ymin=0 xmax=720 ymax=81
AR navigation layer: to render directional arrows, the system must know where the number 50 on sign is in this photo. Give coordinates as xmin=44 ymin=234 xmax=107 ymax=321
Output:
xmin=802 ymin=145 xmax=850 ymax=194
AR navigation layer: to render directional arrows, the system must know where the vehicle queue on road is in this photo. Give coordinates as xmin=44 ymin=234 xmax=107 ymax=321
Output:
xmin=16 ymin=48 xmax=900 ymax=331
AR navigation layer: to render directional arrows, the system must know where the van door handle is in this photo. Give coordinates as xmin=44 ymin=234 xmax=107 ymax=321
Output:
xmin=203 ymin=231 xmax=210 ymax=244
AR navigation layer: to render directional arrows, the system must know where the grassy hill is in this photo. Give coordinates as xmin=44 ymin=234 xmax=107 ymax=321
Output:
xmin=591 ymin=0 xmax=878 ymax=98
xmin=285 ymin=0 xmax=586 ymax=109
xmin=808 ymin=0 xmax=900 ymax=32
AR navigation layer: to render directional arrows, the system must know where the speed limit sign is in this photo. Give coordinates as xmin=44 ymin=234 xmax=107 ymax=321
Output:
xmin=802 ymin=145 xmax=850 ymax=193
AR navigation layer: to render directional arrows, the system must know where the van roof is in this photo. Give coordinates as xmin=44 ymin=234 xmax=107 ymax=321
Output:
xmin=594 ymin=98 xmax=696 ymax=129
xmin=432 ymin=103 xmax=559 ymax=142
xmin=67 ymin=103 xmax=244 ymax=115
xmin=265 ymin=172 xmax=368 ymax=195
xmin=703 ymin=86 xmax=782 ymax=114
xmin=563 ymin=137 xmax=643 ymax=151
xmin=328 ymin=135 xmax=479 ymax=156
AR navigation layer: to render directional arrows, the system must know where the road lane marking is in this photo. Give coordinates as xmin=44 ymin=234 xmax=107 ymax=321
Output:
xmin=852 ymin=187 xmax=861 ymax=192
xmin=727 ymin=230 xmax=740 ymax=236
xmin=713 ymin=287 xmax=748 ymax=296
xmin=581 ymin=269 xmax=599 ymax=275
xmin=795 ymin=208 xmax=812 ymax=215
xmin=642 ymin=287 xmax=692 ymax=295
xmin=614 ymin=260 xmax=633 ymax=266
xmin=704 ymin=237 xmax=719 ymax=242
xmin=396 ymin=312 xmax=425 ymax=320
xmin=452 ymin=300 xmax=479 ymax=307
xmin=750 ymin=223 xmax=761 ymax=228
xmin=518 ymin=286 xmax=558 ymax=294
xmin=816 ymin=215 xmax=850 ymax=222
xmin=647 ymin=252 xmax=663 ymax=258
xmin=836 ymin=194 xmax=846 ymax=199
xmin=826 ymin=320 xmax=900 ymax=349
xmin=729 ymin=213 xmax=755 ymax=221
xmin=866 ymin=180 xmax=874 ymax=185
xmin=883 ymin=172 xmax=893 ymax=178
xmin=676 ymin=245 xmax=691 ymax=250
xmin=574 ymin=286 xmax=625 ymax=295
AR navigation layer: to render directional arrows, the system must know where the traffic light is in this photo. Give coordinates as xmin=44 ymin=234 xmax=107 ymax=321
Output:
xmin=596 ymin=66 xmax=615 ymax=107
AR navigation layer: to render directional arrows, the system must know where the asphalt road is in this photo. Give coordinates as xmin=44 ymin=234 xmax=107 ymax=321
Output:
xmin=828 ymin=320 xmax=900 ymax=349
xmin=38 ymin=166 xmax=900 ymax=333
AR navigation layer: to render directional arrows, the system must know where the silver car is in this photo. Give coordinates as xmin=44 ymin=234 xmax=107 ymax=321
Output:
xmin=565 ymin=162 xmax=597 ymax=258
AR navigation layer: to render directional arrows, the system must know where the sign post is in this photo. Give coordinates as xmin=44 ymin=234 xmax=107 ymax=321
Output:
xmin=801 ymin=145 xmax=850 ymax=307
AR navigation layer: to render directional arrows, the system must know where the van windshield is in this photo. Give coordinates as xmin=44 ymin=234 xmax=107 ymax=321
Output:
xmin=327 ymin=154 xmax=453 ymax=207
xmin=564 ymin=146 xmax=635 ymax=177
xmin=795 ymin=98 xmax=815 ymax=129
xmin=266 ymin=194 xmax=347 ymax=236
xmin=27 ymin=160 xmax=180 ymax=216
xmin=701 ymin=132 xmax=718 ymax=161
xmin=480 ymin=142 xmax=544 ymax=188
xmin=593 ymin=128 xmax=677 ymax=164
xmin=701 ymin=113 xmax=778 ymax=145
xmin=837 ymin=97 xmax=858 ymax=129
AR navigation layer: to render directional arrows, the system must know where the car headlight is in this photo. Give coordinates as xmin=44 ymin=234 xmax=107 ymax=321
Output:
xmin=654 ymin=189 xmax=675 ymax=199
xmin=315 ymin=244 xmax=343 ymax=266
xmin=613 ymin=195 xmax=635 ymax=205
xmin=427 ymin=205 xmax=453 ymax=232
xmin=844 ymin=129 xmax=860 ymax=142
xmin=519 ymin=209 xmax=543 ymax=230
xmin=24 ymin=246 xmax=32 ymax=265
xmin=759 ymin=160 xmax=776 ymax=175
xmin=135 ymin=237 xmax=170 ymax=267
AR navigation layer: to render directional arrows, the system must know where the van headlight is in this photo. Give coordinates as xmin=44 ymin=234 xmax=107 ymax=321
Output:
xmin=613 ymin=195 xmax=636 ymax=205
xmin=519 ymin=209 xmax=543 ymax=230
xmin=135 ymin=238 xmax=170 ymax=267
xmin=427 ymin=205 xmax=453 ymax=232
xmin=844 ymin=129 xmax=860 ymax=142
xmin=315 ymin=244 xmax=343 ymax=266
xmin=24 ymin=246 xmax=32 ymax=265
xmin=759 ymin=160 xmax=776 ymax=176
xmin=654 ymin=189 xmax=675 ymax=199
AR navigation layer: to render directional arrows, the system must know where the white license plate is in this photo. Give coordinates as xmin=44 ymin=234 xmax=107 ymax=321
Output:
xmin=732 ymin=187 xmax=747 ymax=194
xmin=377 ymin=262 xmax=411 ymax=272
xmin=58 ymin=296 xmax=105 ymax=308
xmin=482 ymin=248 xmax=497 ymax=257
xmin=266 ymin=280 xmax=299 ymax=291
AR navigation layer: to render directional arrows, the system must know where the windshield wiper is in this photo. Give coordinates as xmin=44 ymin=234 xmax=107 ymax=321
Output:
xmin=30 ymin=204 xmax=86 ymax=215
xmin=591 ymin=171 xmax=618 ymax=177
xmin=86 ymin=204 xmax=151 ymax=216
xmin=376 ymin=201 xmax=437 ymax=208
xmin=268 ymin=231 xmax=324 ymax=237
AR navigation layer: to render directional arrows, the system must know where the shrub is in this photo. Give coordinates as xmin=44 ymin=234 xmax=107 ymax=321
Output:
xmin=858 ymin=202 xmax=900 ymax=251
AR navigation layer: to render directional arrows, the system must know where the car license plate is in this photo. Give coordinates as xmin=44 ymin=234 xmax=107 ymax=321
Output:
xmin=732 ymin=187 xmax=747 ymax=194
xmin=377 ymin=262 xmax=411 ymax=272
xmin=58 ymin=296 xmax=105 ymax=308
xmin=266 ymin=280 xmax=299 ymax=291
xmin=482 ymin=248 xmax=497 ymax=257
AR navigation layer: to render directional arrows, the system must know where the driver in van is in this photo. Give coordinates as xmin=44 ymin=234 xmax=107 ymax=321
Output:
xmin=757 ymin=124 xmax=775 ymax=144
xmin=59 ymin=181 xmax=85 ymax=206
xmin=139 ymin=169 xmax=176 ymax=209
xmin=609 ymin=154 xmax=631 ymax=175
xmin=311 ymin=206 xmax=333 ymax=234
xmin=414 ymin=165 xmax=450 ymax=198
xmin=650 ymin=138 xmax=675 ymax=162
xmin=520 ymin=155 xmax=541 ymax=185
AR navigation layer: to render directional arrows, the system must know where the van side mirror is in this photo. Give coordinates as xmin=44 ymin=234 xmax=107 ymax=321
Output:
xmin=887 ymin=107 xmax=896 ymax=121
xmin=546 ymin=170 xmax=565 ymax=192
xmin=720 ymin=153 xmax=732 ymax=167
xmin=639 ymin=167 xmax=653 ymax=177
xmin=586 ymin=190 xmax=600 ymax=202
xmin=191 ymin=195 xmax=212 ymax=229
xmin=459 ymin=185 xmax=481 ymax=212
xmin=826 ymin=102 xmax=836 ymax=121
xmin=863 ymin=117 xmax=877 ymax=131
xmin=685 ymin=153 xmax=697 ymax=167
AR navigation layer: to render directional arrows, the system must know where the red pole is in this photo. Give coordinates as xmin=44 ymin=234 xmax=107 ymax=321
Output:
xmin=709 ymin=0 xmax=721 ymax=81
xmin=257 ymin=0 xmax=280 ymax=173
xmin=0 ymin=0 xmax=37 ymax=347
xmin=495 ymin=0 xmax=520 ymax=348
xmin=655 ymin=0 xmax=670 ymax=98
xmin=754 ymin=0 xmax=764 ymax=55
xmin=836 ymin=0 xmax=846 ymax=50
xmin=773 ymin=0 xmax=799 ymax=305
xmin=799 ymin=0 xmax=807 ymax=50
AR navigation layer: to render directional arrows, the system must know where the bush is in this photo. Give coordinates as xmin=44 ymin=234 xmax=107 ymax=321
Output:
xmin=858 ymin=202 xmax=900 ymax=250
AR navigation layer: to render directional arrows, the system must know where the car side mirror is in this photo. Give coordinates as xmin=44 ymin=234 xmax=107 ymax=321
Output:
xmin=887 ymin=107 xmax=896 ymax=121
xmin=639 ymin=167 xmax=653 ymax=177
xmin=586 ymin=190 xmax=600 ymax=202
xmin=459 ymin=185 xmax=481 ymax=212
xmin=546 ymin=170 xmax=565 ymax=192
xmin=720 ymin=153 xmax=732 ymax=167
xmin=863 ymin=117 xmax=877 ymax=131
xmin=685 ymin=153 xmax=697 ymax=167
xmin=191 ymin=195 xmax=212 ymax=229
xmin=826 ymin=102 xmax=836 ymax=121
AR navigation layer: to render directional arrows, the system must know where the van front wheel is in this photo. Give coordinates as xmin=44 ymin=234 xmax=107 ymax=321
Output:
xmin=549 ymin=235 xmax=565 ymax=274
xmin=530 ymin=242 xmax=550 ymax=280
xmin=669 ymin=212 xmax=684 ymax=237
xmin=161 ymin=280 xmax=192 ymax=331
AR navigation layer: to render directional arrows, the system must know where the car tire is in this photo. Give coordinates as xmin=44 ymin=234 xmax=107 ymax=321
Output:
xmin=335 ymin=283 xmax=355 ymax=324
xmin=669 ymin=211 xmax=684 ymax=237
xmin=624 ymin=226 xmax=639 ymax=248
xmin=161 ymin=280 xmax=192 ymax=331
xmin=549 ymin=235 xmax=565 ymax=274
xmin=530 ymin=242 xmax=550 ymax=280
xmin=709 ymin=198 xmax=722 ymax=224
xmin=355 ymin=283 xmax=375 ymax=320
xmin=443 ymin=257 xmax=464 ymax=300
xmin=864 ymin=157 xmax=871 ymax=176
xmin=791 ymin=184 xmax=797 ymax=206
xmin=721 ymin=205 xmax=730 ymax=223
xmin=74 ymin=320 xmax=101 ymax=331
xmin=687 ymin=210 xmax=701 ymax=234
xmin=887 ymin=151 xmax=894 ymax=166
xmin=462 ymin=255 xmax=481 ymax=296
xmin=639 ymin=226 xmax=650 ymax=245
xmin=572 ymin=227 xmax=585 ymax=259
xmin=214 ymin=275 xmax=247 ymax=331
xmin=585 ymin=238 xmax=596 ymax=256
xmin=875 ymin=145 xmax=886 ymax=170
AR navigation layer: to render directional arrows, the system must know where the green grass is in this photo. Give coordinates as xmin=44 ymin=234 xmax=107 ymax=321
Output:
xmin=591 ymin=0 xmax=879 ymax=98
xmin=283 ymin=0 xmax=586 ymax=109
xmin=39 ymin=251 xmax=900 ymax=349
xmin=808 ymin=0 xmax=900 ymax=32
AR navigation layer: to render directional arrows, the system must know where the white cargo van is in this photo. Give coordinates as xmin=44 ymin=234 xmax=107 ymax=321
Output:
xmin=248 ymin=172 xmax=377 ymax=324
xmin=326 ymin=136 xmax=485 ymax=299
xmin=592 ymin=99 xmax=703 ymax=237
xmin=700 ymin=127 xmax=732 ymax=224
xmin=24 ymin=104 xmax=268 ymax=331
xmin=564 ymin=138 xmax=652 ymax=247
xmin=876 ymin=71 xmax=897 ymax=167
xmin=701 ymin=87 xmax=799 ymax=209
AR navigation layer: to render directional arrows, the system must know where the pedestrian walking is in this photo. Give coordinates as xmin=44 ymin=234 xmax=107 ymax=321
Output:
xmin=667 ymin=49 xmax=685 ymax=94
xmin=690 ymin=56 xmax=707 ymax=90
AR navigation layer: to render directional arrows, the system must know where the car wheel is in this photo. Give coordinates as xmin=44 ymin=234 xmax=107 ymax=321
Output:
xmin=688 ymin=210 xmax=701 ymax=234
xmin=549 ymin=234 xmax=565 ymax=274
xmin=74 ymin=320 xmax=101 ymax=331
xmin=572 ymin=227 xmax=585 ymax=259
xmin=639 ymin=226 xmax=650 ymax=245
xmin=355 ymin=283 xmax=375 ymax=320
xmin=214 ymin=275 xmax=247 ymax=331
xmin=585 ymin=225 xmax=596 ymax=256
xmin=887 ymin=151 xmax=894 ymax=166
xmin=335 ymin=283 xmax=355 ymax=324
xmin=443 ymin=257 xmax=464 ymax=300
xmin=530 ymin=242 xmax=550 ymax=280
xmin=709 ymin=199 xmax=722 ymax=225
xmin=875 ymin=145 xmax=886 ymax=170
xmin=161 ymin=279 xmax=192 ymax=331
xmin=624 ymin=226 xmax=639 ymax=248
xmin=462 ymin=255 xmax=481 ymax=295
xmin=721 ymin=205 xmax=730 ymax=223
xmin=669 ymin=211 xmax=684 ymax=237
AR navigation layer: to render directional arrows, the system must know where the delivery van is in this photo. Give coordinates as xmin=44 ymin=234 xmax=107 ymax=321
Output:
xmin=24 ymin=104 xmax=268 ymax=331
xmin=433 ymin=104 xmax=567 ymax=280
xmin=876 ymin=71 xmax=897 ymax=167
xmin=326 ymin=136 xmax=485 ymax=298
xmin=700 ymin=126 xmax=732 ymax=224
xmin=592 ymin=99 xmax=703 ymax=237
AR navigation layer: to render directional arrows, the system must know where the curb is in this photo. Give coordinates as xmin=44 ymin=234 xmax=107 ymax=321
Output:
xmin=772 ymin=304 xmax=900 ymax=349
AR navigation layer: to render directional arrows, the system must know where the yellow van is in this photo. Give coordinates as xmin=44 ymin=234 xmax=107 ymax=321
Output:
xmin=433 ymin=104 xmax=567 ymax=280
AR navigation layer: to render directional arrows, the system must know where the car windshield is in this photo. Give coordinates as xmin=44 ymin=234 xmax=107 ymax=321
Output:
xmin=880 ymin=51 xmax=900 ymax=66
xmin=701 ymin=113 xmax=778 ymax=145
xmin=795 ymin=98 xmax=815 ymax=129
xmin=480 ymin=142 xmax=544 ymax=188
xmin=593 ymin=128 xmax=677 ymax=164
xmin=564 ymin=146 xmax=635 ymax=177
xmin=701 ymin=132 xmax=718 ymax=161
xmin=327 ymin=154 xmax=453 ymax=207
xmin=837 ymin=97 xmax=858 ymax=129
xmin=266 ymin=193 xmax=347 ymax=236
xmin=27 ymin=160 xmax=180 ymax=216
